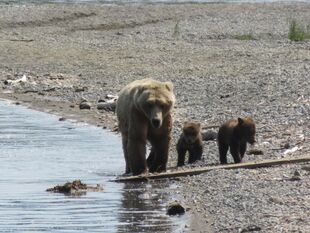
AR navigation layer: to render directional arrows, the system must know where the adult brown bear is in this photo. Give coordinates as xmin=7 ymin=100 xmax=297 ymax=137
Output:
xmin=116 ymin=78 xmax=175 ymax=175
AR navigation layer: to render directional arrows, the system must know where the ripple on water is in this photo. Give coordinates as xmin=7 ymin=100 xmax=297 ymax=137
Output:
xmin=0 ymin=100 xmax=184 ymax=232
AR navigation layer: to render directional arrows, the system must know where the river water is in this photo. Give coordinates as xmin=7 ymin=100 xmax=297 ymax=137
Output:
xmin=0 ymin=100 xmax=184 ymax=232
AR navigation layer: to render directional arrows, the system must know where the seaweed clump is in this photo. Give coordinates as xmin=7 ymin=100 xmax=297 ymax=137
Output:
xmin=46 ymin=180 xmax=102 ymax=196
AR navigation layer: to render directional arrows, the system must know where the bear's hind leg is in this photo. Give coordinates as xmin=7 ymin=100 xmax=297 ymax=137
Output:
xmin=239 ymin=142 xmax=247 ymax=160
xmin=218 ymin=142 xmax=229 ymax=164
xmin=121 ymin=134 xmax=130 ymax=174
xmin=230 ymin=143 xmax=241 ymax=163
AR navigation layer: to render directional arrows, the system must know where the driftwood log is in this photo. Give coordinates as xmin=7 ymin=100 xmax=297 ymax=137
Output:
xmin=114 ymin=155 xmax=310 ymax=182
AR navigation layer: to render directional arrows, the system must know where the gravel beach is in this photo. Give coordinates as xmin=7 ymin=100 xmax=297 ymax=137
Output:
xmin=0 ymin=2 xmax=309 ymax=232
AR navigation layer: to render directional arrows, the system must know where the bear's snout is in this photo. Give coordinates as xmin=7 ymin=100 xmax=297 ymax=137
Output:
xmin=151 ymin=118 xmax=161 ymax=129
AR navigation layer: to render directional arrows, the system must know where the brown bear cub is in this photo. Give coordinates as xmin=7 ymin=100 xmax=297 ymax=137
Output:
xmin=218 ymin=117 xmax=256 ymax=164
xmin=177 ymin=122 xmax=203 ymax=167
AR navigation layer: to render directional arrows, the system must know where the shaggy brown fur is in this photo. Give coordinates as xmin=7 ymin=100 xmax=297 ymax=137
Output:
xmin=218 ymin=117 xmax=256 ymax=164
xmin=116 ymin=78 xmax=175 ymax=175
xmin=177 ymin=122 xmax=203 ymax=167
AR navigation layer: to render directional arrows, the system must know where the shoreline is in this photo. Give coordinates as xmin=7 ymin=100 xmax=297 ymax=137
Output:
xmin=0 ymin=2 xmax=309 ymax=232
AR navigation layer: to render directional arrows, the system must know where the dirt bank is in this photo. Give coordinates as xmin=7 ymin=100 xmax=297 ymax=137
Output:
xmin=0 ymin=2 xmax=309 ymax=232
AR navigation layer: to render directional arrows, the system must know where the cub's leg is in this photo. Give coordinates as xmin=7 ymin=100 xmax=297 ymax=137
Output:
xmin=188 ymin=144 xmax=203 ymax=164
xmin=230 ymin=142 xmax=241 ymax=163
xmin=177 ymin=145 xmax=187 ymax=167
xmin=239 ymin=142 xmax=247 ymax=160
xmin=219 ymin=142 xmax=229 ymax=164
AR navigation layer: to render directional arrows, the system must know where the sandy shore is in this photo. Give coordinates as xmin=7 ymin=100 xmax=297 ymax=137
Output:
xmin=0 ymin=2 xmax=309 ymax=232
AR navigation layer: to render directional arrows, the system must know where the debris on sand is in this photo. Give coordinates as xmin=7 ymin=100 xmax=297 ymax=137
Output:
xmin=283 ymin=146 xmax=300 ymax=155
xmin=46 ymin=180 xmax=103 ymax=196
xmin=246 ymin=149 xmax=264 ymax=155
xmin=4 ymin=74 xmax=28 ymax=85
xmin=97 ymin=101 xmax=116 ymax=112
xmin=167 ymin=200 xmax=185 ymax=216
xmin=97 ymin=95 xmax=118 ymax=112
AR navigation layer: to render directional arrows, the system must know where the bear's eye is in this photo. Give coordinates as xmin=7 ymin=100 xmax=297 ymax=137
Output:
xmin=146 ymin=102 xmax=153 ymax=108
xmin=160 ymin=103 xmax=167 ymax=110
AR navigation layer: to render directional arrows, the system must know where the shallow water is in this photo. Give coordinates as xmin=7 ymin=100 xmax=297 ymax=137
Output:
xmin=0 ymin=100 xmax=183 ymax=232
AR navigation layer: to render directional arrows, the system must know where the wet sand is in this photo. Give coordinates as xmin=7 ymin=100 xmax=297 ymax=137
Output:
xmin=0 ymin=2 xmax=309 ymax=232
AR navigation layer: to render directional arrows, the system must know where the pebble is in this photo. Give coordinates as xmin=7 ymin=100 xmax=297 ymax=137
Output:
xmin=79 ymin=101 xmax=91 ymax=110
xmin=59 ymin=117 xmax=66 ymax=121
xmin=167 ymin=201 xmax=185 ymax=216
xmin=290 ymin=170 xmax=302 ymax=181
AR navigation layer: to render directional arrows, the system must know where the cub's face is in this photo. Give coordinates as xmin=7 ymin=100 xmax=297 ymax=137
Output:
xmin=137 ymin=83 xmax=175 ymax=129
xmin=183 ymin=122 xmax=201 ymax=144
xmin=238 ymin=117 xmax=256 ymax=144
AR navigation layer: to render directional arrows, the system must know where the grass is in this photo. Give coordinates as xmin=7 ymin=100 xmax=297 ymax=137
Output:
xmin=288 ymin=19 xmax=310 ymax=41
xmin=234 ymin=33 xmax=255 ymax=41
xmin=173 ymin=20 xmax=181 ymax=38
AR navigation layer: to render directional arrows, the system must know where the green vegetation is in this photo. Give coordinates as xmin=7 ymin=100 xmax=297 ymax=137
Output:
xmin=288 ymin=19 xmax=310 ymax=41
xmin=234 ymin=34 xmax=255 ymax=41
xmin=173 ymin=20 xmax=181 ymax=38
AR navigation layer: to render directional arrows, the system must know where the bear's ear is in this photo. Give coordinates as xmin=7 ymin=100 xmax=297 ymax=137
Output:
xmin=238 ymin=118 xmax=244 ymax=125
xmin=164 ymin=82 xmax=174 ymax=92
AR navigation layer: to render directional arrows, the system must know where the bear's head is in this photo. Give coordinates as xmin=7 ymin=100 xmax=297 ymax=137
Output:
xmin=237 ymin=117 xmax=256 ymax=144
xmin=135 ymin=81 xmax=175 ymax=129
xmin=182 ymin=122 xmax=201 ymax=144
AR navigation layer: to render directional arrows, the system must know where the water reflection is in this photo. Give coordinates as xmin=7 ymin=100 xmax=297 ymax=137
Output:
xmin=118 ymin=181 xmax=173 ymax=233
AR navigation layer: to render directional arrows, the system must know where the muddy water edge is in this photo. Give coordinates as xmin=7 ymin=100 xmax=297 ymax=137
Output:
xmin=0 ymin=100 xmax=186 ymax=232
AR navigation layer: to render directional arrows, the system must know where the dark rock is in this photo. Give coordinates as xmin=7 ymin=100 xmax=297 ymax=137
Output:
xmin=167 ymin=201 xmax=185 ymax=215
xmin=79 ymin=101 xmax=91 ymax=110
xmin=283 ymin=143 xmax=290 ymax=149
xmin=202 ymin=130 xmax=218 ymax=141
xmin=59 ymin=117 xmax=66 ymax=121
xmin=290 ymin=170 xmax=302 ymax=181
xmin=240 ymin=225 xmax=262 ymax=232
xmin=220 ymin=93 xmax=232 ymax=99
xmin=74 ymin=86 xmax=88 ymax=92
xmin=247 ymin=149 xmax=264 ymax=155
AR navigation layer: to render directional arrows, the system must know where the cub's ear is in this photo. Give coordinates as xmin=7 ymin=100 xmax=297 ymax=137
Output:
xmin=164 ymin=82 xmax=174 ymax=92
xmin=238 ymin=118 xmax=244 ymax=125
xmin=196 ymin=123 xmax=201 ymax=128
